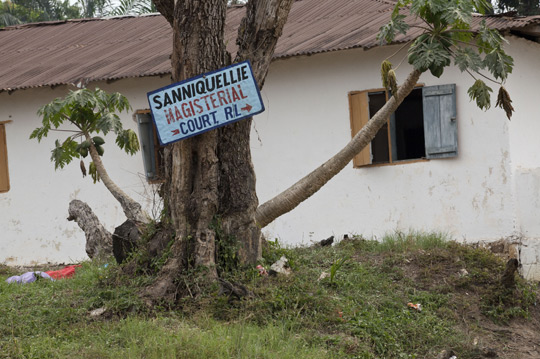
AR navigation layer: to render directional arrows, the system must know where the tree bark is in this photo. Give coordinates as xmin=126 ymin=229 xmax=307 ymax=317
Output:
xmin=67 ymin=199 xmax=112 ymax=259
xmin=145 ymin=0 xmax=294 ymax=302
xmin=145 ymin=0 xmax=230 ymax=301
xmin=219 ymin=0 xmax=294 ymax=263
xmin=255 ymin=69 xmax=423 ymax=228
xmin=83 ymin=132 xmax=149 ymax=224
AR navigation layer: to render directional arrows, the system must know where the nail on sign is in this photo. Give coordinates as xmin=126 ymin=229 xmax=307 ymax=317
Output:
xmin=147 ymin=61 xmax=265 ymax=145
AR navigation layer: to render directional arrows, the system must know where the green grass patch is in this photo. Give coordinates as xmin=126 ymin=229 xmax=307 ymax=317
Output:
xmin=1 ymin=232 xmax=538 ymax=358
xmin=374 ymin=230 xmax=451 ymax=253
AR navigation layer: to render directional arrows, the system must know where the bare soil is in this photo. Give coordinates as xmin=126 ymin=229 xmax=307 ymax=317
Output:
xmin=387 ymin=245 xmax=540 ymax=359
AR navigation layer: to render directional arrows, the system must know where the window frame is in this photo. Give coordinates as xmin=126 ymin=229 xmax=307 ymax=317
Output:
xmin=348 ymin=84 xmax=457 ymax=168
xmin=0 ymin=120 xmax=11 ymax=193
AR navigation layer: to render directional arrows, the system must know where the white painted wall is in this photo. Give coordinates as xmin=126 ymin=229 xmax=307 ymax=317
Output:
xmin=504 ymin=36 xmax=540 ymax=279
xmin=0 ymin=76 xmax=169 ymax=265
xmin=2 ymin=36 xmax=540 ymax=277
xmin=253 ymin=43 xmax=523 ymax=246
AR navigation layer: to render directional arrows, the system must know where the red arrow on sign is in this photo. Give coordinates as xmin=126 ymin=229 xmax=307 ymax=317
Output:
xmin=241 ymin=103 xmax=252 ymax=112
xmin=171 ymin=129 xmax=180 ymax=136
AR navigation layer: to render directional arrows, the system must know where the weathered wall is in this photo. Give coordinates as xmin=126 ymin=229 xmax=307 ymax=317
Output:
xmin=0 ymin=76 xmax=168 ymax=265
xmin=505 ymin=36 xmax=540 ymax=279
xmin=252 ymin=40 xmax=529 ymax=250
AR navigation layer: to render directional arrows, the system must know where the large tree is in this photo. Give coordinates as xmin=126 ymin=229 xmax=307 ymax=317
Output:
xmin=142 ymin=0 xmax=513 ymax=303
xmin=145 ymin=0 xmax=295 ymax=301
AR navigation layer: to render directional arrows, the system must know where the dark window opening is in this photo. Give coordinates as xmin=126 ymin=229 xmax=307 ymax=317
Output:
xmin=393 ymin=88 xmax=425 ymax=161
xmin=367 ymin=88 xmax=426 ymax=164
xmin=349 ymin=84 xmax=457 ymax=167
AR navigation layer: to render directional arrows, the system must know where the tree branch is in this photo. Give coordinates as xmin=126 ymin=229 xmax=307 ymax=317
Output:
xmin=234 ymin=0 xmax=295 ymax=86
xmin=255 ymin=69 xmax=423 ymax=228
xmin=152 ymin=0 xmax=174 ymax=26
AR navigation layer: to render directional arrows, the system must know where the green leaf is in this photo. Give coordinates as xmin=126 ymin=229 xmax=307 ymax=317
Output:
xmin=467 ymin=79 xmax=492 ymax=111
xmin=96 ymin=113 xmax=123 ymax=135
xmin=477 ymin=21 xmax=506 ymax=53
xmin=66 ymin=89 xmax=97 ymax=109
xmin=408 ymin=38 xmax=451 ymax=72
xmin=453 ymin=47 xmax=483 ymax=73
xmin=483 ymin=50 xmax=513 ymax=81
xmin=441 ymin=0 xmax=473 ymax=25
xmin=50 ymin=138 xmax=79 ymax=170
xmin=29 ymin=123 xmax=51 ymax=141
xmin=410 ymin=0 xmax=448 ymax=19
xmin=447 ymin=22 xmax=474 ymax=43
xmin=427 ymin=0 xmax=449 ymax=13
xmin=377 ymin=13 xmax=409 ymax=44
xmin=115 ymin=129 xmax=140 ymax=156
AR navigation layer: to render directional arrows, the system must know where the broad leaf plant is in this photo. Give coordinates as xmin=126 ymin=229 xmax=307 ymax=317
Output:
xmin=30 ymin=88 xmax=140 ymax=183
xmin=378 ymin=0 xmax=514 ymax=119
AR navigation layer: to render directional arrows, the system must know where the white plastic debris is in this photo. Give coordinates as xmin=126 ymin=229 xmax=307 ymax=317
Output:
xmin=90 ymin=307 xmax=106 ymax=317
xmin=270 ymin=256 xmax=292 ymax=276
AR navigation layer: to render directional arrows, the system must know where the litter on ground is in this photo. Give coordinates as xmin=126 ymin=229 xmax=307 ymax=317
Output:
xmin=6 ymin=264 xmax=82 ymax=284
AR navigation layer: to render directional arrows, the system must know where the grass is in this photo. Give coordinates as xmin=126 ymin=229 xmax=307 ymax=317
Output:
xmin=0 ymin=231 xmax=538 ymax=359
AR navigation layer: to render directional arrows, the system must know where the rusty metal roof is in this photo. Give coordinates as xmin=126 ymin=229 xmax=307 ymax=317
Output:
xmin=2 ymin=0 xmax=540 ymax=92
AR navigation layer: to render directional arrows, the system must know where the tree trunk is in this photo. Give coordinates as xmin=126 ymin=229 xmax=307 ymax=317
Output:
xmin=255 ymin=69 xmax=423 ymax=228
xmin=145 ymin=0 xmax=294 ymax=302
xmin=221 ymin=0 xmax=294 ymax=263
xmin=83 ymin=132 xmax=149 ymax=224
xmin=67 ymin=199 xmax=112 ymax=259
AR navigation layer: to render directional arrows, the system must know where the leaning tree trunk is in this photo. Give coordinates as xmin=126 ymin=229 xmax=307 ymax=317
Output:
xmin=146 ymin=0 xmax=294 ymax=302
xmin=255 ymin=69 xmax=423 ymax=227
xmin=83 ymin=131 xmax=149 ymax=224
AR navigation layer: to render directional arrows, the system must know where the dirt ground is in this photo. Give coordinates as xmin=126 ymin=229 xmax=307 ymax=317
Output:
xmin=395 ymin=245 xmax=540 ymax=359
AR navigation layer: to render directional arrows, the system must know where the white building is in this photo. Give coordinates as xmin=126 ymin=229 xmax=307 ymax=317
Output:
xmin=1 ymin=0 xmax=540 ymax=278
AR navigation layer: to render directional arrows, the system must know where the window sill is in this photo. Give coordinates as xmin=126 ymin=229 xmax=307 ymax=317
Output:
xmin=355 ymin=158 xmax=430 ymax=169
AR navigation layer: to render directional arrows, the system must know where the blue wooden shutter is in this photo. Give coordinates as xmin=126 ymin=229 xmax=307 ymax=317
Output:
xmin=135 ymin=112 xmax=158 ymax=180
xmin=422 ymin=84 xmax=457 ymax=159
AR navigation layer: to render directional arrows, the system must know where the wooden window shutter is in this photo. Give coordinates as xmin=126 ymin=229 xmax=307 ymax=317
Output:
xmin=422 ymin=84 xmax=458 ymax=159
xmin=135 ymin=112 xmax=158 ymax=181
xmin=0 ymin=124 xmax=9 ymax=192
xmin=348 ymin=91 xmax=371 ymax=167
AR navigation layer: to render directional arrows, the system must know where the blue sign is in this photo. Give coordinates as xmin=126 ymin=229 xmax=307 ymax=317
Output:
xmin=147 ymin=61 xmax=265 ymax=145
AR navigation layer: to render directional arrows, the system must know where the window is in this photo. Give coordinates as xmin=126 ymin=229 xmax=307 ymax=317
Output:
xmin=134 ymin=110 xmax=164 ymax=182
xmin=349 ymin=84 xmax=457 ymax=167
xmin=0 ymin=122 xmax=9 ymax=192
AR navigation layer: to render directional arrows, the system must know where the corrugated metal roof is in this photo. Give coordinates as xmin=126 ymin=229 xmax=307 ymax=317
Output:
xmin=2 ymin=0 xmax=540 ymax=92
